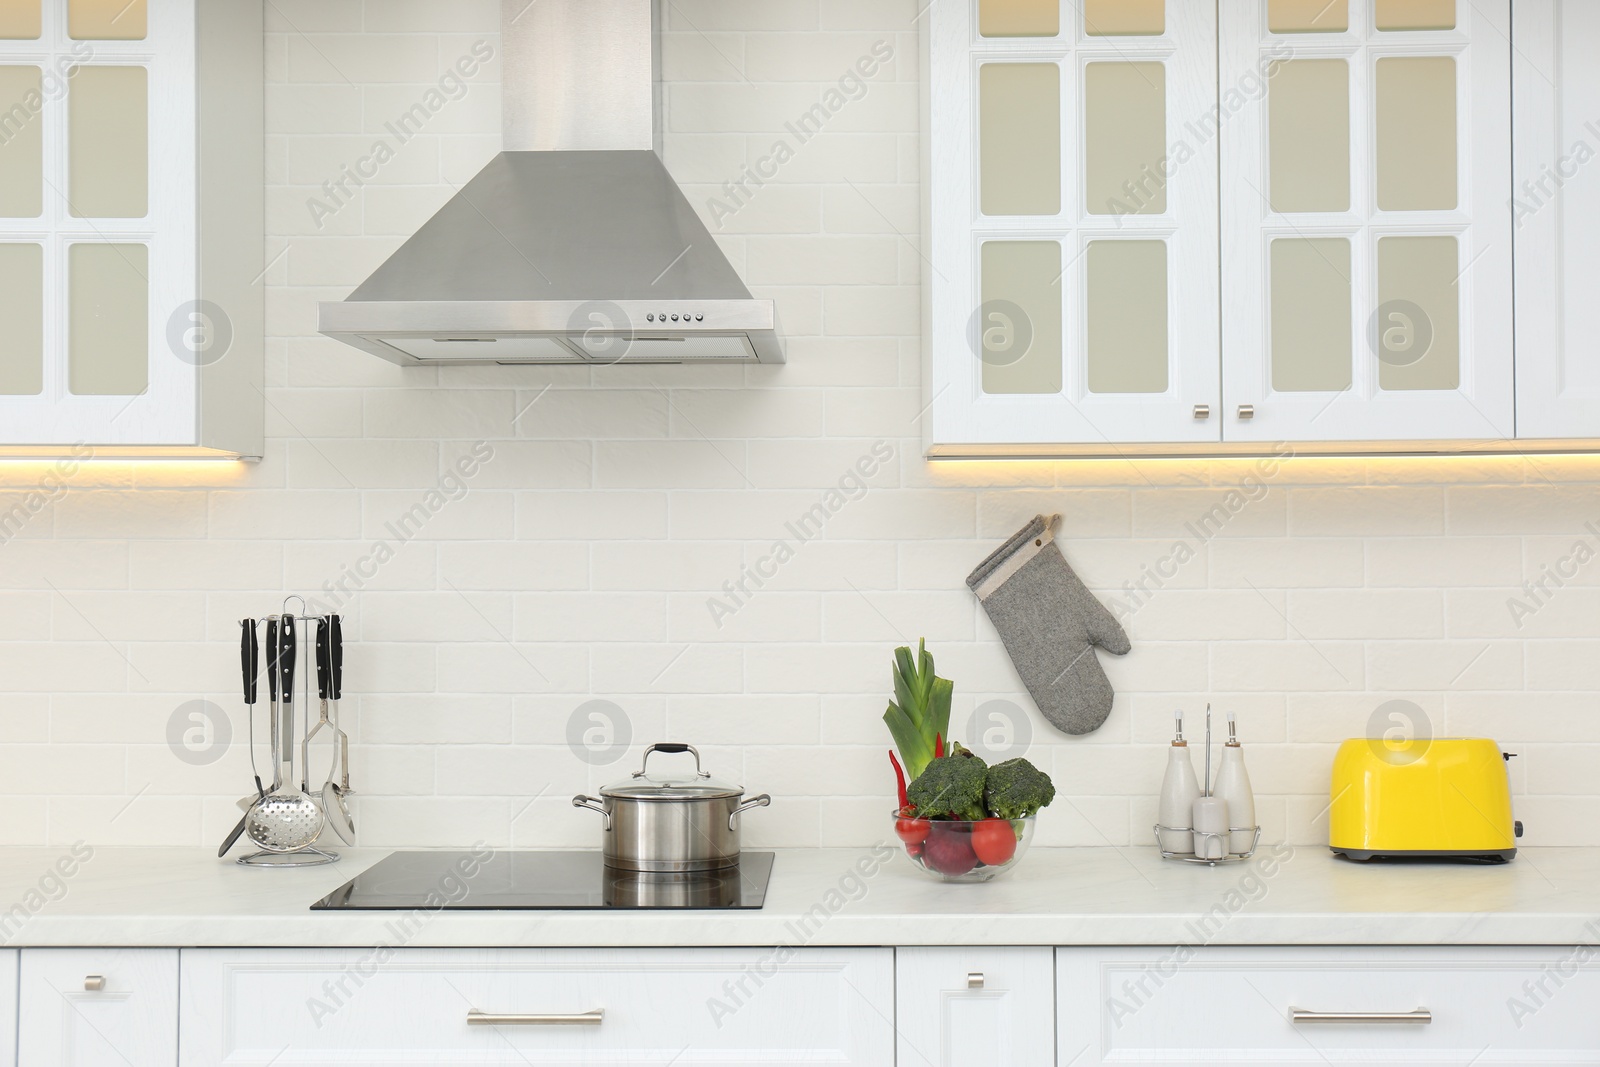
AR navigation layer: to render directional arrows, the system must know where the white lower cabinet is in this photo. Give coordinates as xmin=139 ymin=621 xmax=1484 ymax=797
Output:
xmin=1057 ymin=946 xmax=1600 ymax=1065
xmin=179 ymin=947 xmax=893 ymax=1066
xmin=896 ymin=947 xmax=1054 ymax=1066
xmin=18 ymin=948 xmax=178 ymax=1066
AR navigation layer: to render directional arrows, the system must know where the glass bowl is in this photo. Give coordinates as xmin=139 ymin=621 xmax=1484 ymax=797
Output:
xmin=893 ymin=813 xmax=1035 ymax=883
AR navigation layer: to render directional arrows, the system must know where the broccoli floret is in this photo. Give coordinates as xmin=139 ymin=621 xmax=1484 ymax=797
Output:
xmin=983 ymin=757 xmax=1056 ymax=819
xmin=906 ymin=749 xmax=988 ymax=821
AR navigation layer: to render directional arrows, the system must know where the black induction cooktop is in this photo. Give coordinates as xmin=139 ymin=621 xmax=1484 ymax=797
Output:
xmin=311 ymin=850 xmax=775 ymax=911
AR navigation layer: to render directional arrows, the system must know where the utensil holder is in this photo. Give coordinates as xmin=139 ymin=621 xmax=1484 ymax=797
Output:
xmin=1152 ymin=824 xmax=1262 ymax=866
xmin=237 ymin=596 xmax=344 ymax=868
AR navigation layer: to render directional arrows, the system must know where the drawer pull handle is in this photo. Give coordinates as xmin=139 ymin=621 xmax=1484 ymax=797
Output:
xmin=1291 ymin=1009 xmax=1431 ymax=1025
xmin=83 ymin=976 xmax=105 ymax=992
xmin=467 ymin=1009 xmax=604 ymax=1027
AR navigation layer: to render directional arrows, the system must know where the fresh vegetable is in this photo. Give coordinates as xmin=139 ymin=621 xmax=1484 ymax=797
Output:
xmin=906 ymin=747 xmax=988 ymax=822
xmin=889 ymin=751 xmax=909 ymax=810
xmin=882 ymin=639 xmax=953 ymax=781
xmin=921 ymin=823 xmax=977 ymax=875
xmin=895 ymin=815 xmax=931 ymax=845
xmin=982 ymin=757 xmax=1057 ymax=819
xmin=971 ymin=818 xmax=1019 ymax=865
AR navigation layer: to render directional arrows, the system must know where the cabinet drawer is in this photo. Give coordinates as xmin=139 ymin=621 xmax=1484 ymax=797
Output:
xmin=1058 ymin=946 xmax=1600 ymax=1065
xmin=19 ymin=948 xmax=178 ymax=1067
xmin=897 ymin=947 xmax=1054 ymax=1067
xmin=180 ymin=947 xmax=893 ymax=1066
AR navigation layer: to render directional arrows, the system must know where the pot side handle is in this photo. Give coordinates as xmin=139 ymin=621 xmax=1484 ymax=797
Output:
xmin=728 ymin=793 xmax=772 ymax=830
xmin=572 ymin=795 xmax=611 ymax=830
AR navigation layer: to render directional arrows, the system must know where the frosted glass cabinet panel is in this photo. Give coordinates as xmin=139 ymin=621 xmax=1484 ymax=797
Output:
xmin=0 ymin=0 xmax=39 ymax=39
xmin=68 ymin=0 xmax=146 ymax=40
xmin=1269 ymin=0 xmax=1349 ymax=32
xmin=1375 ymin=56 xmax=1457 ymax=211
xmin=0 ymin=242 xmax=42 ymax=394
xmin=978 ymin=0 xmax=1057 ymax=38
xmin=0 ymin=0 xmax=263 ymax=457
xmin=1513 ymin=0 xmax=1600 ymax=438
xmin=68 ymin=65 xmax=148 ymax=218
xmin=1220 ymin=0 xmax=1512 ymax=445
xmin=1084 ymin=62 xmax=1166 ymax=215
xmin=0 ymin=65 xmax=42 ymax=217
xmin=979 ymin=63 xmax=1060 ymax=216
xmin=1268 ymin=59 xmax=1350 ymax=212
xmin=1271 ymin=238 xmax=1352 ymax=393
xmin=927 ymin=0 xmax=1220 ymax=453
xmin=980 ymin=240 xmax=1062 ymax=395
xmin=1084 ymin=0 xmax=1163 ymax=36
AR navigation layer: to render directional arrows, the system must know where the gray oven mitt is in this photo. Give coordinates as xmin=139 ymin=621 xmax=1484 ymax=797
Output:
xmin=966 ymin=514 xmax=1130 ymax=735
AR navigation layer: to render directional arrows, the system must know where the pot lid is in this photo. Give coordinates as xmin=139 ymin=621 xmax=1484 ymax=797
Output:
xmin=600 ymin=744 xmax=744 ymax=801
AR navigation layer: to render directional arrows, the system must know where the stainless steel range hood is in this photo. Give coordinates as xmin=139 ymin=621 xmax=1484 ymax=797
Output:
xmin=318 ymin=1 xmax=782 ymax=366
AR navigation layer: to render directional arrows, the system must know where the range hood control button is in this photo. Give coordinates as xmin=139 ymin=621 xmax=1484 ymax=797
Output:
xmin=696 ymin=314 xmax=704 ymax=321
xmin=646 ymin=314 xmax=655 ymax=322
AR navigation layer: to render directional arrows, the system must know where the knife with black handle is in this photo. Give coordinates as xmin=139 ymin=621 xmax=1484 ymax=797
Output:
xmin=265 ymin=616 xmax=280 ymax=790
xmin=278 ymin=615 xmax=296 ymax=787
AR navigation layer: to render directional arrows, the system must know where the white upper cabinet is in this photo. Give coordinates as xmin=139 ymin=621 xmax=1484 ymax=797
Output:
xmin=926 ymin=0 xmax=1533 ymax=457
xmin=0 ymin=0 xmax=262 ymax=459
xmin=1513 ymin=0 xmax=1600 ymax=440
xmin=925 ymin=0 xmax=1220 ymax=456
xmin=1220 ymin=0 xmax=1513 ymax=445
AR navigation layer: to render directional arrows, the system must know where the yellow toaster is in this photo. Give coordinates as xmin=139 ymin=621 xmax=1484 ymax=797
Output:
xmin=1328 ymin=737 xmax=1521 ymax=863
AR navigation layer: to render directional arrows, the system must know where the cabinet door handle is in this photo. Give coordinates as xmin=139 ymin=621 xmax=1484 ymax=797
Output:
xmin=1290 ymin=1008 xmax=1431 ymax=1024
xmin=967 ymin=972 xmax=985 ymax=989
xmin=83 ymin=976 xmax=105 ymax=992
xmin=1237 ymin=404 xmax=1255 ymax=420
xmin=467 ymin=1009 xmax=604 ymax=1026
xmin=1193 ymin=404 xmax=1211 ymax=420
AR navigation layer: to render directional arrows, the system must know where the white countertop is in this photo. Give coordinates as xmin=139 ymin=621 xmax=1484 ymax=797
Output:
xmin=3 ymin=843 xmax=1597 ymax=948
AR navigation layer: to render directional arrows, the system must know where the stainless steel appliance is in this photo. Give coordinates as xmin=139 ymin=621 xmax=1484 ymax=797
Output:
xmin=318 ymin=0 xmax=783 ymax=366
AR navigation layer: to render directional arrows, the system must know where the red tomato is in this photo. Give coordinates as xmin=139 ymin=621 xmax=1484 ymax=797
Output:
xmin=922 ymin=825 xmax=978 ymax=875
xmin=971 ymin=818 xmax=1018 ymax=866
xmin=895 ymin=816 xmax=931 ymax=845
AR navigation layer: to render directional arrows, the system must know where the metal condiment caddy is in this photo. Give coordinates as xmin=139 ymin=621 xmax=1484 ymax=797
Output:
xmin=223 ymin=596 xmax=355 ymax=868
xmin=1153 ymin=704 xmax=1261 ymax=867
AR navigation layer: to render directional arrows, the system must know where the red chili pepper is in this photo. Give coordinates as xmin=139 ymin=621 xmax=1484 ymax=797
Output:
xmin=889 ymin=750 xmax=908 ymax=809
xmin=935 ymin=732 xmax=944 ymax=759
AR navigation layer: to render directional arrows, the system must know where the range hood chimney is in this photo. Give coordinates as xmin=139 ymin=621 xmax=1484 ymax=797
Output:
xmin=318 ymin=0 xmax=783 ymax=366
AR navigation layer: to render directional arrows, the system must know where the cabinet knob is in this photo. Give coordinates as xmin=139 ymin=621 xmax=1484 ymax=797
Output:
xmin=967 ymin=972 xmax=985 ymax=989
xmin=1192 ymin=404 xmax=1210 ymax=420
xmin=83 ymin=976 xmax=105 ymax=992
xmin=1237 ymin=404 xmax=1255 ymax=420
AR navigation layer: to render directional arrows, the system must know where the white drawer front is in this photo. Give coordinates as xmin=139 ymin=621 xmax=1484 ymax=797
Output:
xmin=19 ymin=948 xmax=178 ymax=1067
xmin=180 ymin=947 xmax=894 ymax=1066
xmin=897 ymin=947 xmax=1054 ymax=1067
xmin=1058 ymin=946 xmax=1600 ymax=1065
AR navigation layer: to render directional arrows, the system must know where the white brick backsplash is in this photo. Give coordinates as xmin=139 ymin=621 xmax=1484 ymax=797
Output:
xmin=3 ymin=1 xmax=1596 ymax=850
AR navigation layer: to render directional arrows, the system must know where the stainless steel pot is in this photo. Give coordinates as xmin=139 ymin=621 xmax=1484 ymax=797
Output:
xmin=572 ymin=743 xmax=771 ymax=872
